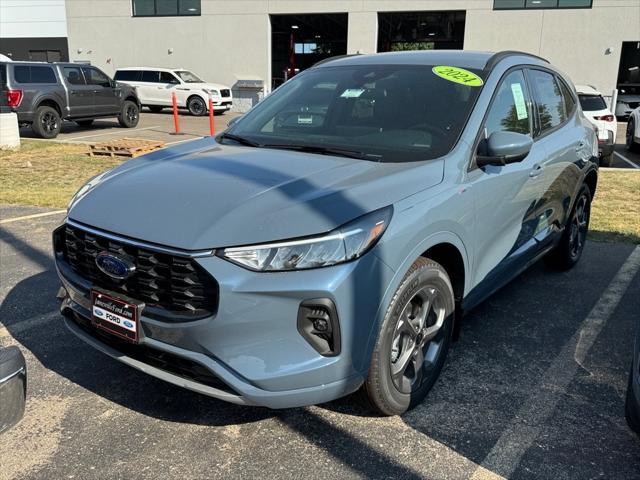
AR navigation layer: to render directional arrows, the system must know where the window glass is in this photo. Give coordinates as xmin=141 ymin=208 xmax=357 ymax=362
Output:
xmin=82 ymin=67 xmax=111 ymax=87
xmin=528 ymin=69 xmax=566 ymax=134
xmin=132 ymin=0 xmax=155 ymax=15
xmin=156 ymin=0 xmax=178 ymax=15
xmin=578 ymin=94 xmax=607 ymax=111
xmin=159 ymin=71 xmax=179 ymax=84
xmin=114 ymin=70 xmax=141 ymax=81
xmin=141 ymin=70 xmax=159 ymax=82
xmin=179 ymin=0 xmax=200 ymax=14
xmin=484 ymin=70 xmax=532 ymax=137
xmin=558 ymin=0 xmax=591 ymax=6
xmin=63 ymin=66 xmax=85 ymax=85
xmin=558 ymin=79 xmax=576 ymax=116
xmin=14 ymin=66 xmax=30 ymax=83
xmin=30 ymin=66 xmax=57 ymax=83
xmin=229 ymin=64 xmax=486 ymax=163
xmin=526 ymin=0 xmax=557 ymax=7
xmin=175 ymin=70 xmax=203 ymax=83
xmin=494 ymin=0 xmax=525 ymax=7
xmin=494 ymin=0 xmax=591 ymax=8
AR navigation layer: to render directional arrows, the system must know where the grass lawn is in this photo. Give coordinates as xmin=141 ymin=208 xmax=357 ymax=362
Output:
xmin=1 ymin=140 xmax=639 ymax=243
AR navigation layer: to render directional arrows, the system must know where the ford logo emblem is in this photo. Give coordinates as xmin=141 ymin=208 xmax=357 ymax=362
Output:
xmin=123 ymin=321 xmax=133 ymax=328
xmin=95 ymin=252 xmax=136 ymax=280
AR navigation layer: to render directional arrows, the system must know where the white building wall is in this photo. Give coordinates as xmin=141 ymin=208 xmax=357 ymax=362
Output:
xmin=0 ymin=0 xmax=68 ymax=38
xmin=65 ymin=0 xmax=640 ymax=97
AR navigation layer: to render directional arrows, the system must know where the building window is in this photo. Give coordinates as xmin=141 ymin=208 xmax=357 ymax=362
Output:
xmin=494 ymin=0 xmax=592 ymax=9
xmin=132 ymin=0 xmax=201 ymax=16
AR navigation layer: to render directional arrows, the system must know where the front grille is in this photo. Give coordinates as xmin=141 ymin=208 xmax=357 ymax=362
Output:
xmin=220 ymin=89 xmax=231 ymax=97
xmin=55 ymin=224 xmax=218 ymax=321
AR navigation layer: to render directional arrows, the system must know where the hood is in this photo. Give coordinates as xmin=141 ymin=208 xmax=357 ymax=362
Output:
xmin=188 ymin=82 xmax=230 ymax=93
xmin=68 ymin=138 xmax=444 ymax=251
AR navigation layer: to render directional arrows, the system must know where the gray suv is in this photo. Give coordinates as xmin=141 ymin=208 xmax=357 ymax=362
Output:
xmin=1 ymin=61 xmax=140 ymax=138
xmin=54 ymin=51 xmax=598 ymax=415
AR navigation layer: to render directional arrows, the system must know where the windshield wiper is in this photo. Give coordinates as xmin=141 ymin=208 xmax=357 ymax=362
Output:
xmin=217 ymin=133 xmax=261 ymax=148
xmin=263 ymin=143 xmax=377 ymax=161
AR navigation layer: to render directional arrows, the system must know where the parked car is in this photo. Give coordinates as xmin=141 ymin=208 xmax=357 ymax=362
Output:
xmin=55 ymin=51 xmax=598 ymax=415
xmin=626 ymin=106 xmax=640 ymax=152
xmin=0 ymin=61 xmax=140 ymax=139
xmin=576 ymin=85 xmax=616 ymax=167
xmin=114 ymin=67 xmax=232 ymax=116
xmin=0 ymin=346 xmax=27 ymax=434
xmin=626 ymin=324 xmax=640 ymax=435
xmin=616 ymin=86 xmax=640 ymax=119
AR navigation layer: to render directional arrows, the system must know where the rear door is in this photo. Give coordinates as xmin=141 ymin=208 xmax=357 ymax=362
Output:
xmin=467 ymin=68 xmax=548 ymax=304
xmin=138 ymin=70 xmax=161 ymax=105
xmin=525 ymin=69 xmax=585 ymax=247
xmin=82 ymin=66 xmax=119 ymax=115
xmin=62 ymin=65 xmax=94 ymax=117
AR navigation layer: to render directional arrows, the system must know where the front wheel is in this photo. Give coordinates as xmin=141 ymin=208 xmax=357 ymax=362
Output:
xmin=187 ymin=96 xmax=207 ymax=116
xmin=118 ymin=100 xmax=139 ymax=128
xmin=545 ymin=184 xmax=591 ymax=270
xmin=31 ymin=106 xmax=61 ymax=139
xmin=627 ymin=119 xmax=640 ymax=153
xmin=363 ymin=257 xmax=454 ymax=416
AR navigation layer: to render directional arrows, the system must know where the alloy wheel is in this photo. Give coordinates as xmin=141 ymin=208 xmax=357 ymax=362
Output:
xmin=390 ymin=285 xmax=446 ymax=394
xmin=41 ymin=112 xmax=59 ymax=133
xmin=568 ymin=194 xmax=589 ymax=259
xmin=190 ymin=98 xmax=206 ymax=116
xmin=126 ymin=105 xmax=138 ymax=124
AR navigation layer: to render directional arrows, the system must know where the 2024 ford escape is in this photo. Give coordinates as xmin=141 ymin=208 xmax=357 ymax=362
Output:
xmin=54 ymin=51 xmax=598 ymax=415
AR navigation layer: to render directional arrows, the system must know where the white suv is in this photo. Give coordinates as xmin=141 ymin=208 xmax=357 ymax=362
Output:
xmin=114 ymin=67 xmax=232 ymax=116
xmin=576 ymin=85 xmax=616 ymax=166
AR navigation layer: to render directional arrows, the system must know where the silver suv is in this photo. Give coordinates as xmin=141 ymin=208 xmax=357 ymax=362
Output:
xmin=1 ymin=61 xmax=140 ymax=138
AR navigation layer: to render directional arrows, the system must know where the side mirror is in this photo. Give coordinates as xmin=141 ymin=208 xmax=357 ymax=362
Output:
xmin=476 ymin=131 xmax=533 ymax=168
xmin=227 ymin=115 xmax=243 ymax=129
xmin=0 ymin=346 xmax=27 ymax=434
xmin=111 ymin=79 xmax=118 ymax=88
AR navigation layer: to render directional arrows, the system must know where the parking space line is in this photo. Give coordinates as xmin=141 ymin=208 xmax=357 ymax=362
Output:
xmin=614 ymin=151 xmax=640 ymax=169
xmin=0 ymin=210 xmax=66 ymax=225
xmin=471 ymin=245 xmax=640 ymax=479
xmin=63 ymin=126 xmax=161 ymax=141
xmin=0 ymin=311 xmax=60 ymax=340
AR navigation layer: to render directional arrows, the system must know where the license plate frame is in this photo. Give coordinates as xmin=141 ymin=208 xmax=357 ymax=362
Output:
xmin=91 ymin=289 xmax=142 ymax=343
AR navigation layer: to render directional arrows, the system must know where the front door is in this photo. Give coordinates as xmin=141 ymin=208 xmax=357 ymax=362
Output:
xmin=82 ymin=67 xmax=120 ymax=115
xmin=465 ymin=69 xmax=546 ymax=307
xmin=61 ymin=65 xmax=94 ymax=118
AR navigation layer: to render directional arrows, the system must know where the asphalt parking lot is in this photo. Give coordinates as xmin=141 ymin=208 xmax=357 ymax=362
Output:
xmin=1 ymin=206 xmax=639 ymax=480
xmin=18 ymin=108 xmax=242 ymax=146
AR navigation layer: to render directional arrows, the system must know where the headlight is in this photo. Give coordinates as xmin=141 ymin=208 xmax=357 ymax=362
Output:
xmin=67 ymin=171 xmax=109 ymax=211
xmin=221 ymin=206 xmax=393 ymax=271
xmin=203 ymin=88 xmax=220 ymax=97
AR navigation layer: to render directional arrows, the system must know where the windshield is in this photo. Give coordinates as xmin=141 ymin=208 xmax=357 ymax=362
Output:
xmin=227 ymin=64 xmax=485 ymax=162
xmin=175 ymin=70 xmax=204 ymax=83
xmin=578 ymin=94 xmax=607 ymax=112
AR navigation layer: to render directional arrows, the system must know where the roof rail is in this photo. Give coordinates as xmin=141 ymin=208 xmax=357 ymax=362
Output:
xmin=312 ymin=54 xmax=361 ymax=68
xmin=484 ymin=50 xmax=549 ymax=71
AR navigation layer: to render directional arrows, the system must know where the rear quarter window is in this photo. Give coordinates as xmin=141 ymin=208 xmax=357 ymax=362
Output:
xmin=13 ymin=65 xmax=57 ymax=84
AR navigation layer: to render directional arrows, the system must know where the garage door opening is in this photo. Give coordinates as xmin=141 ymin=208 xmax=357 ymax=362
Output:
xmin=270 ymin=13 xmax=348 ymax=90
xmin=377 ymin=11 xmax=466 ymax=52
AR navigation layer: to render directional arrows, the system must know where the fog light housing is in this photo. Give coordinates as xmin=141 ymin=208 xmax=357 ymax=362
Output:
xmin=297 ymin=298 xmax=341 ymax=356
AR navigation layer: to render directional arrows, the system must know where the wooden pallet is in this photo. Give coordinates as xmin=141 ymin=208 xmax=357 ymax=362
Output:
xmin=88 ymin=138 xmax=165 ymax=158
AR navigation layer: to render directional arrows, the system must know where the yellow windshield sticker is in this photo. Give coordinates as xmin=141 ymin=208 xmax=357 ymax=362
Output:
xmin=432 ymin=66 xmax=484 ymax=87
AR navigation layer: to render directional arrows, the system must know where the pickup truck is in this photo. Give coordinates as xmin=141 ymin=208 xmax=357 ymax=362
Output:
xmin=1 ymin=61 xmax=140 ymax=138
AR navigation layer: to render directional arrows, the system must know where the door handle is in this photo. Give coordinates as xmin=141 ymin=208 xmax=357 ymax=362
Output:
xmin=529 ymin=164 xmax=544 ymax=177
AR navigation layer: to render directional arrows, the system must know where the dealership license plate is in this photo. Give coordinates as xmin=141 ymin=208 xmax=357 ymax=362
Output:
xmin=91 ymin=290 xmax=140 ymax=343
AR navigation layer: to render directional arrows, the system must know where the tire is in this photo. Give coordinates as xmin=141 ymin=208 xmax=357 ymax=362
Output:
xmin=545 ymin=184 xmax=591 ymax=271
xmin=626 ymin=118 xmax=640 ymax=153
xmin=625 ymin=366 xmax=640 ymax=434
xmin=187 ymin=96 xmax=207 ymax=116
xmin=599 ymin=154 xmax=613 ymax=168
xmin=148 ymin=106 xmax=164 ymax=113
xmin=363 ymin=257 xmax=455 ymax=416
xmin=118 ymin=100 xmax=140 ymax=128
xmin=31 ymin=105 xmax=61 ymax=139
xmin=75 ymin=119 xmax=94 ymax=127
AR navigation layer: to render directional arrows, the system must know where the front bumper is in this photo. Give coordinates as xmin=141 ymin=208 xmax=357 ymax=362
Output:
xmin=55 ymin=227 xmax=394 ymax=408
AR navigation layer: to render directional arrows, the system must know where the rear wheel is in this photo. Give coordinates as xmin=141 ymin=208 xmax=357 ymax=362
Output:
xmin=187 ymin=96 xmax=207 ymax=116
xmin=31 ymin=106 xmax=61 ymax=139
xmin=625 ymin=367 xmax=640 ymax=434
xmin=118 ymin=100 xmax=139 ymax=128
xmin=545 ymin=184 xmax=591 ymax=270
xmin=363 ymin=257 xmax=454 ymax=416
xmin=148 ymin=106 xmax=164 ymax=113
xmin=627 ymin=118 xmax=640 ymax=153
xmin=75 ymin=119 xmax=94 ymax=127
